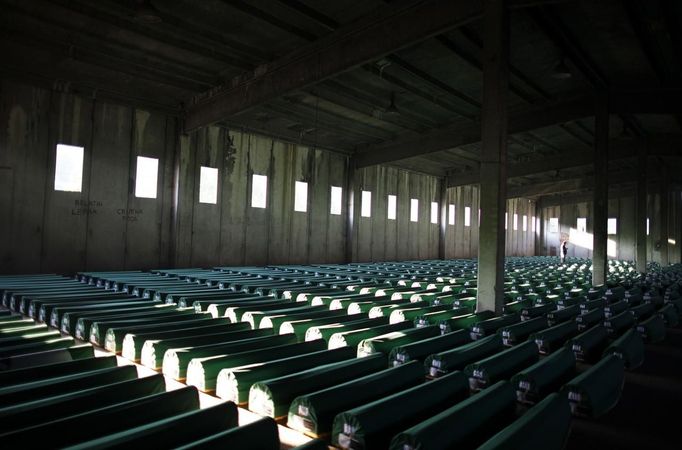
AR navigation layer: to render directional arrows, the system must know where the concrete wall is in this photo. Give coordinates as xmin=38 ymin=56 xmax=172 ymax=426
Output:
xmin=538 ymin=192 xmax=682 ymax=264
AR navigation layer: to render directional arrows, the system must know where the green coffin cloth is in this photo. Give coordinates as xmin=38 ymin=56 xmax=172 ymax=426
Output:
xmin=0 ymin=329 xmax=58 ymax=345
xmin=0 ymin=374 xmax=166 ymax=434
xmin=546 ymin=305 xmax=580 ymax=326
xmin=186 ymin=340 xmax=326 ymax=392
xmin=477 ymin=393 xmax=572 ymax=450
xmin=357 ymin=326 xmax=440 ymax=357
xmin=1 ymin=386 xmax=199 ymax=447
xmin=243 ymin=305 xmax=327 ymax=329
xmin=61 ymin=304 xmax=174 ymax=335
xmin=329 ymin=295 xmax=390 ymax=311
xmin=216 ymin=346 xmax=355 ymax=403
xmin=636 ymin=314 xmax=666 ymax=343
xmin=287 ymin=361 xmax=423 ymax=437
xmin=290 ymin=439 xmax=328 ymax=450
xmin=328 ymin=322 xmax=412 ymax=350
xmin=497 ymin=317 xmax=548 ymax=346
xmin=0 ymin=365 xmax=137 ymax=407
xmin=604 ymin=300 xmax=628 ymax=318
xmin=575 ymin=307 xmax=605 ymax=331
xmin=49 ymin=300 xmax=159 ymax=328
xmin=305 ymin=317 xmax=390 ymax=342
xmin=413 ymin=307 xmax=471 ymax=328
xmin=74 ymin=307 xmax=189 ymax=340
xmin=0 ymin=336 xmax=76 ymax=359
xmin=124 ymin=321 xmax=250 ymax=362
xmin=565 ymin=325 xmax=609 ymax=363
xmin=580 ymin=298 xmax=606 ymax=313
xmin=629 ymin=302 xmax=655 ymax=320
xmin=517 ymin=341 xmax=575 ymax=393
xmin=35 ymin=295 xmax=136 ymax=322
xmin=388 ymin=305 xmax=449 ymax=325
xmin=0 ymin=355 xmax=116 ymax=386
xmin=249 ymin=354 xmax=386 ymax=419
xmin=347 ymin=299 xmax=411 ymax=316
xmin=464 ymin=340 xmax=539 ymax=390
xmin=216 ymin=299 xmax=286 ymax=320
xmin=175 ymin=416 xmax=279 ymax=450
xmin=530 ymin=321 xmax=579 ymax=354
xmin=104 ymin=315 xmax=222 ymax=353
xmin=603 ymin=311 xmax=635 ymax=336
xmin=603 ymin=328 xmax=645 ymax=370
xmin=63 ymin=401 xmax=238 ymax=450
xmin=89 ymin=309 xmax=197 ymax=345
xmin=0 ymin=343 xmax=93 ymax=371
xmin=469 ymin=314 xmax=520 ymax=340
xmin=520 ymin=303 xmax=554 ymax=320
xmin=388 ymin=380 xmax=516 ymax=450
xmin=280 ymin=314 xmax=367 ymax=341
xmin=425 ymin=334 xmax=504 ymax=378
xmin=331 ymin=371 xmax=468 ymax=450
xmin=187 ymin=294 xmax=265 ymax=311
xmin=503 ymin=299 xmax=533 ymax=314
xmin=162 ymin=334 xmax=296 ymax=380
xmin=388 ymin=330 xmax=470 ymax=367
xmin=260 ymin=309 xmax=347 ymax=333
xmin=0 ymin=320 xmax=42 ymax=331
xmin=657 ymin=303 xmax=680 ymax=327
xmin=562 ymin=354 xmax=625 ymax=418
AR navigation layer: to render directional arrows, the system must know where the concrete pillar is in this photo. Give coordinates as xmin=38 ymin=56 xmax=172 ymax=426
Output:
xmin=659 ymin=169 xmax=669 ymax=266
xmin=439 ymin=178 xmax=448 ymax=259
xmin=592 ymin=94 xmax=609 ymax=286
xmin=345 ymin=157 xmax=356 ymax=263
xmin=476 ymin=0 xmax=508 ymax=314
xmin=635 ymin=142 xmax=647 ymax=273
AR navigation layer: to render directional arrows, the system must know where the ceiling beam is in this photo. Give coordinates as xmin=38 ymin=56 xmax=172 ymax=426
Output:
xmin=185 ymin=0 xmax=563 ymax=131
xmin=507 ymin=169 xmax=637 ymax=198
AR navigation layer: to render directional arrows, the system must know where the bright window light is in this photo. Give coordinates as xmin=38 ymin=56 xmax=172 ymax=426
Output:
xmin=505 ymin=213 xmax=508 ymax=230
xmin=549 ymin=217 xmax=559 ymax=233
xmin=135 ymin=156 xmax=159 ymax=198
xmin=531 ymin=215 xmax=536 ymax=232
xmin=387 ymin=195 xmax=397 ymax=220
xmin=251 ymin=174 xmax=267 ymax=208
xmin=478 ymin=209 xmax=481 ymax=227
xmin=330 ymin=186 xmax=342 ymax=215
xmin=54 ymin=144 xmax=84 ymax=192
xmin=464 ymin=206 xmax=471 ymax=227
xmin=668 ymin=238 xmax=676 ymax=245
xmin=536 ymin=217 xmax=540 ymax=235
xmin=576 ymin=217 xmax=587 ymax=233
xmin=523 ymin=215 xmax=528 ymax=231
xmin=410 ymin=199 xmax=419 ymax=222
xmin=361 ymin=191 xmax=372 ymax=217
xmin=431 ymin=202 xmax=438 ymax=224
xmin=199 ymin=166 xmax=218 ymax=204
xmin=513 ymin=213 xmax=518 ymax=231
xmin=294 ymin=181 xmax=308 ymax=212
xmin=608 ymin=218 xmax=617 ymax=235
xmin=448 ymin=204 xmax=455 ymax=225
xmin=646 ymin=218 xmax=650 ymax=236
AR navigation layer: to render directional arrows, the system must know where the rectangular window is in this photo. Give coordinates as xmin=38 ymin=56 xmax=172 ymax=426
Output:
xmin=464 ymin=206 xmax=471 ymax=227
xmin=577 ymin=217 xmax=587 ymax=233
xmin=549 ymin=217 xmax=559 ymax=233
xmin=608 ymin=218 xmax=617 ymax=235
xmin=647 ymin=218 xmax=650 ymax=236
xmin=330 ymin=186 xmax=342 ymax=215
xmin=478 ymin=209 xmax=481 ymax=227
xmin=199 ymin=166 xmax=218 ymax=204
xmin=505 ymin=213 xmax=508 ymax=230
xmin=431 ymin=202 xmax=438 ymax=224
xmin=523 ymin=215 xmax=528 ymax=232
xmin=54 ymin=144 xmax=84 ymax=192
xmin=294 ymin=181 xmax=308 ymax=212
xmin=448 ymin=204 xmax=455 ymax=225
xmin=536 ymin=217 xmax=540 ymax=235
xmin=531 ymin=215 xmax=536 ymax=232
xmin=361 ymin=191 xmax=372 ymax=217
xmin=387 ymin=195 xmax=397 ymax=220
xmin=410 ymin=199 xmax=419 ymax=222
xmin=251 ymin=174 xmax=267 ymax=208
xmin=135 ymin=156 xmax=159 ymax=199
xmin=513 ymin=213 xmax=518 ymax=231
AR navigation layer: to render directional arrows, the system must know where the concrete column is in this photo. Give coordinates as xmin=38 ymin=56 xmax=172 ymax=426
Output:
xmin=592 ymin=94 xmax=609 ymax=286
xmin=439 ymin=178 xmax=448 ymax=259
xmin=345 ymin=157 xmax=356 ymax=263
xmin=635 ymin=141 xmax=647 ymax=273
xmin=659 ymin=169 xmax=669 ymax=266
xmin=476 ymin=0 xmax=508 ymax=314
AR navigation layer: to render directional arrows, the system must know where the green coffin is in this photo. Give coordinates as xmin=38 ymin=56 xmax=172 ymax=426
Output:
xmin=469 ymin=314 xmax=520 ymax=340
xmin=357 ymin=326 xmax=440 ymax=358
xmin=565 ymin=325 xmax=609 ymax=362
xmin=89 ymin=309 xmax=198 ymax=345
xmin=287 ymin=361 xmax=423 ymax=437
xmin=562 ymin=354 xmax=624 ymax=417
xmin=331 ymin=371 xmax=468 ymax=449
xmin=657 ymin=303 xmax=679 ymax=327
xmin=476 ymin=393 xmax=572 ymax=450
xmin=0 ymin=343 xmax=93 ymax=371
xmin=0 ymin=354 xmax=117 ymax=386
xmin=249 ymin=354 xmax=386 ymax=419
xmin=49 ymin=300 xmax=159 ymax=328
xmin=186 ymin=340 xmax=326 ymax=392
xmin=530 ymin=321 xmax=579 ymax=355
xmin=636 ymin=314 xmax=666 ymax=343
xmin=497 ymin=317 xmax=548 ymax=346
xmin=260 ymin=309 xmax=347 ymax=333
xmin=511 ymin=347 xmax=576 ymax=404
xmin=175 ymin=416 xmax=279 ymax=450
xmin=603 ymin=328 xmax=644 ymax=370
xmin=425 ymin=334 xmax=503 ymax=378
xmin=388 ymin=380 xmax=516 ymax=450
xmin=61 ymin=304 xmax=174 ymax=335
xmin=437 ymin=310 xmax=494 ymax=333
xmin=575 ymin=307 xmax=605 ymax=331
xmin=413 ymin=307 xmax=471 ymax=328
xmin=215 ymin=346 xmax=355 ymax=404
xmin=546 ymin=305 xmax=580 ymax=326
xmin=305 ymin=317 xmax=390 ymax=342
xmin=328 ymin=322 xmax=412 ymax=350
xmin=388 ymin=330 xmax=470 ymax=366
xmin=464 ymin=340 xmax=539 ymax=390
xmin=280 ymin=314 xmax=366 ymax=341
xmin=0 ymin=336 xmax=76 ymax=359
xmin=603 ymin=311 xmax=635 ymax=337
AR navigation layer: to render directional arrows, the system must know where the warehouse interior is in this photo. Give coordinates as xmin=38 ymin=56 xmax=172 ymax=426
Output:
xmin=1 ymin=0 xmax=682 ymax=449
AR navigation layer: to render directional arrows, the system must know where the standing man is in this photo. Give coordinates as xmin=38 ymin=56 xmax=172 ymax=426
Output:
xmin=561 ymin=239 xmax=568 ymax=263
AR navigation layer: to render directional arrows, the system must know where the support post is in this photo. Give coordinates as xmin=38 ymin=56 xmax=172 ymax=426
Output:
xmin=592 ymin=94 xmax=609 ymax=286
xmin=635 ymin=141 xmax=647 ymax=273
xmin=439 ymin=178 xmax=448 ymax=259
xmin=476 ymin=0 xmax=508 ymax=314
xmin=345 ymin=157 xmax=357 ymax=263
xmin=659 ymin=167 xmax=669 ymax=266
